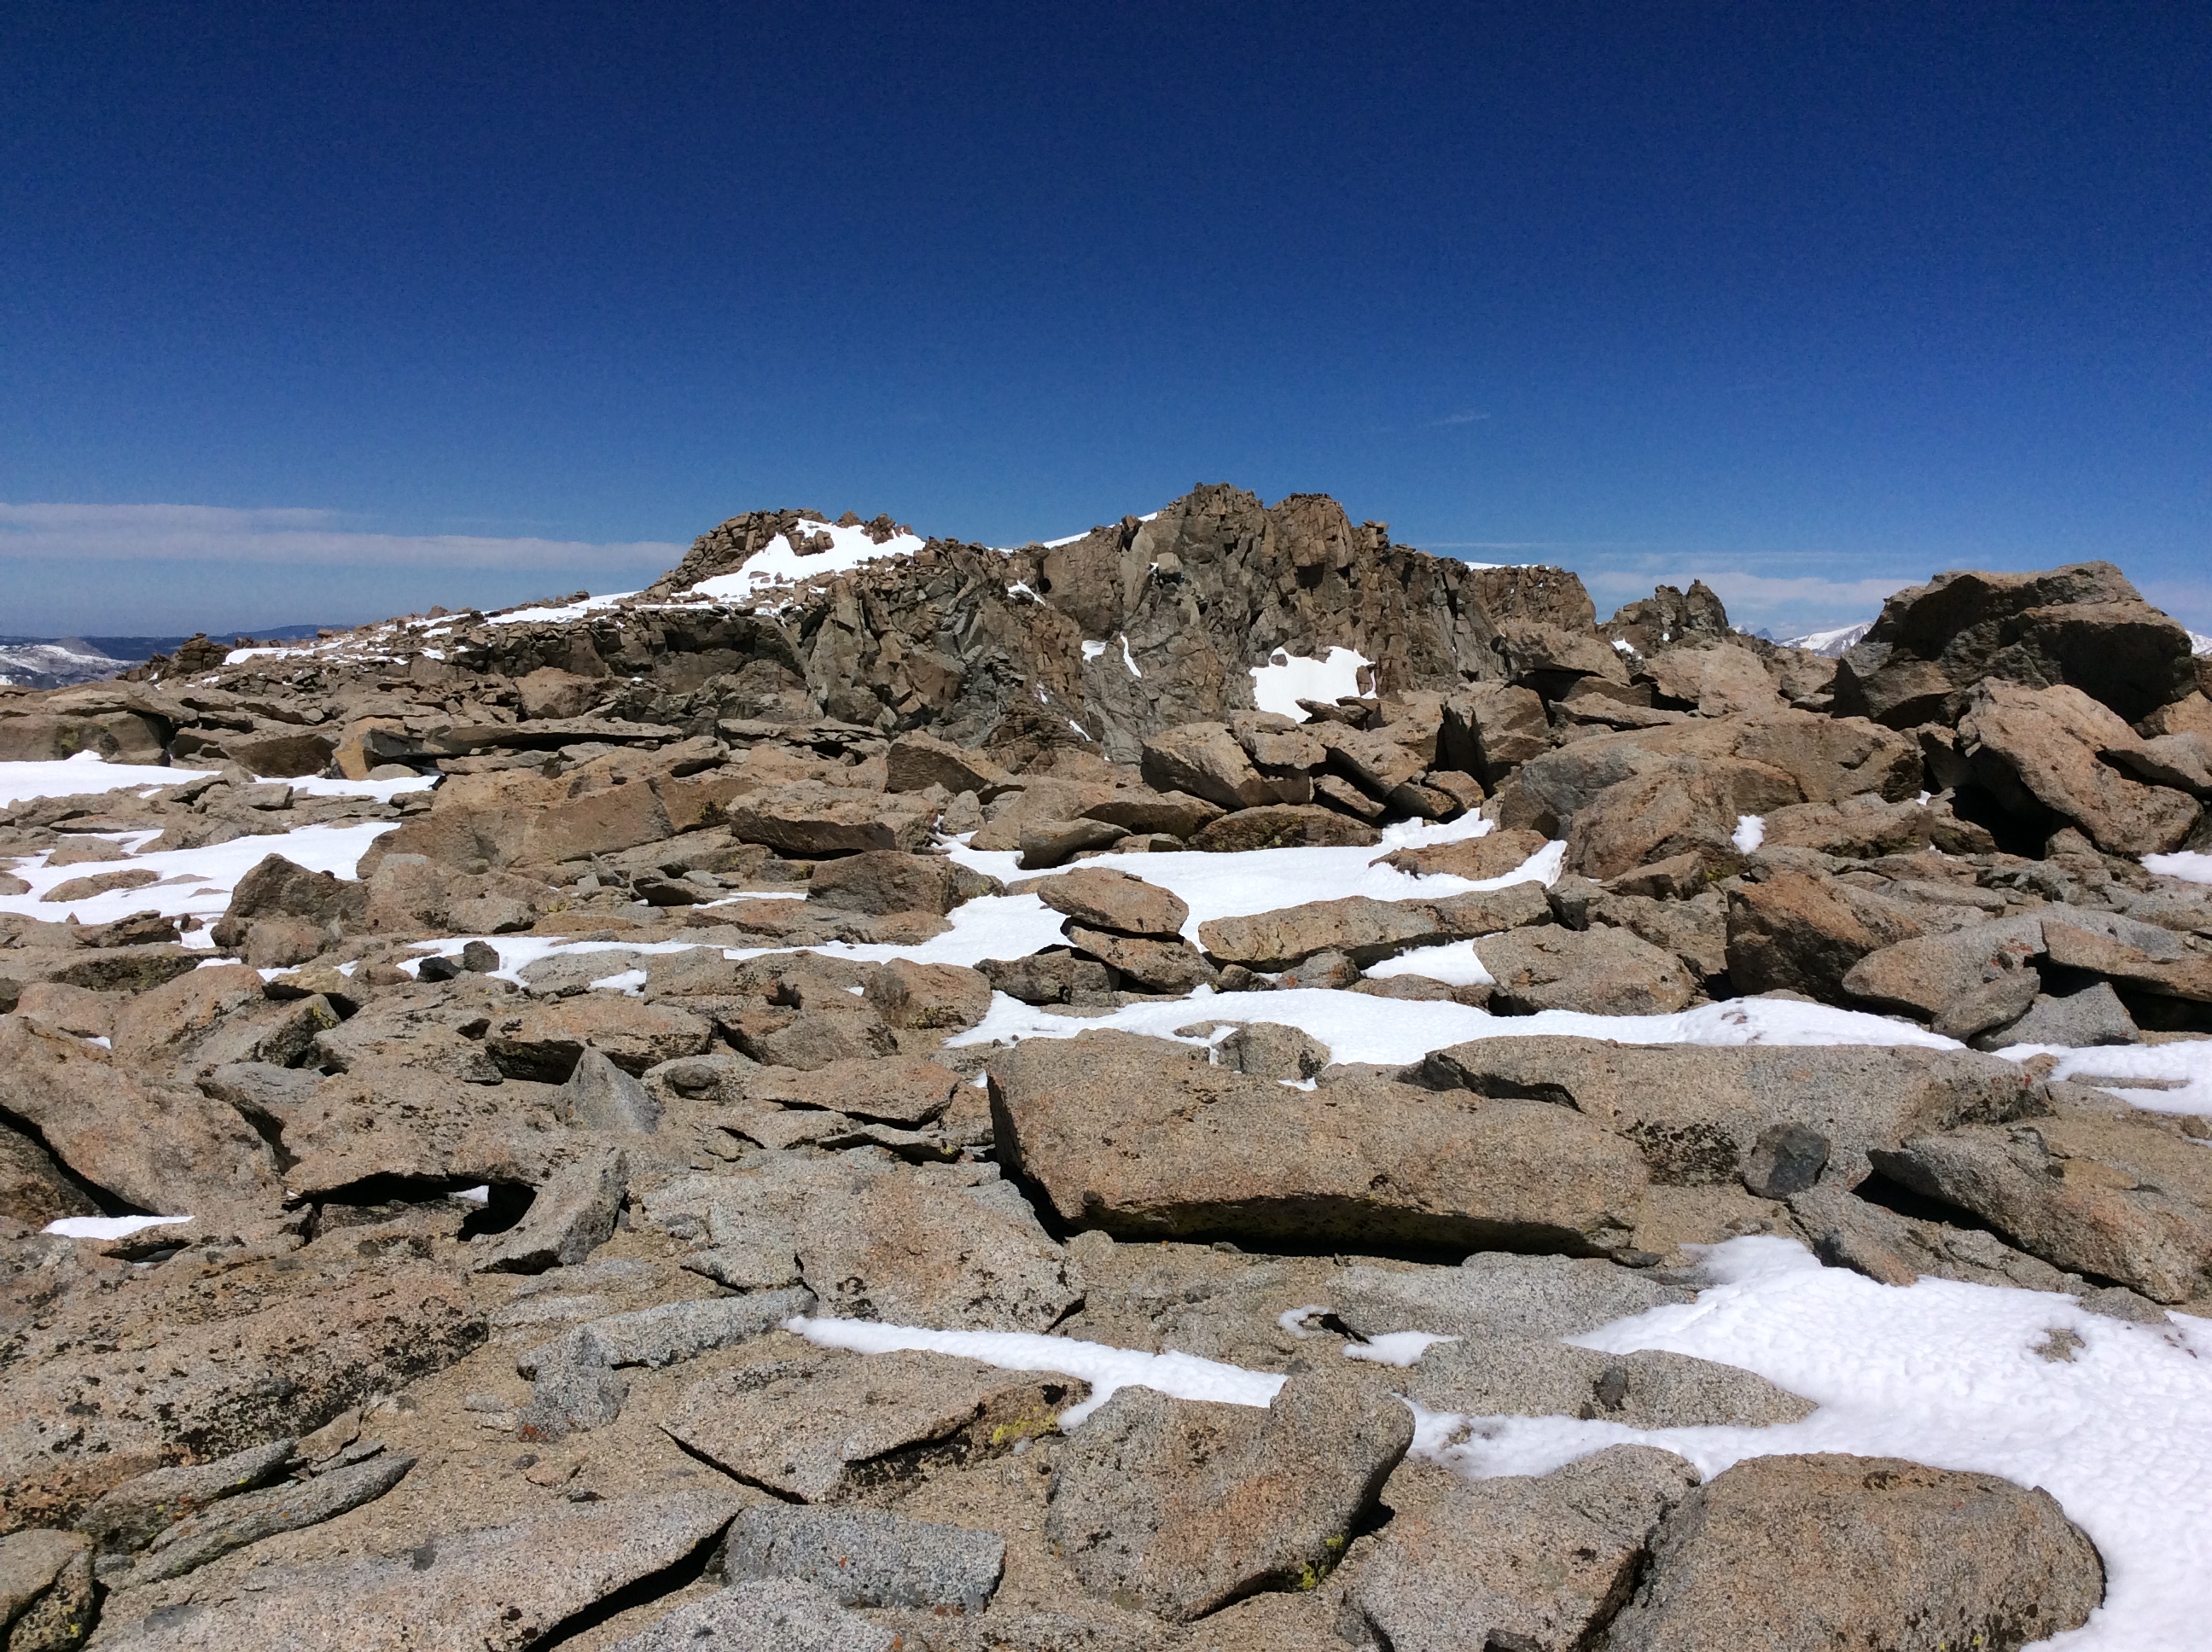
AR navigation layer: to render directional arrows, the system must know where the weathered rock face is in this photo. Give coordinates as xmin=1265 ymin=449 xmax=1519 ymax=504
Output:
xmin=1045 ymin=1366 xmax=1411 ymax=1622
xmin=1410 ymin=1037 xmax=2040 ymax=1188
xmin=988 ymin=1032 xmax=1647 ymax=1252
xmin=1833 ymin=561 xmax=2197 ymax=727
xmin=94 ymin=1489 xmax=743 ymax=1652
xmin=663 ymin=1351 xmax=1085 ymax=1504
xmin=1604 ymin=1454 xmax=2104 ymax=1650
xmin=1958 ymin=682 xmax=2201 ymax=854
xmin=1345 ymin=1447 xmax=1701 ymax=1652
xmin=1874 ymin=1112 xmax=2212 ymax=1302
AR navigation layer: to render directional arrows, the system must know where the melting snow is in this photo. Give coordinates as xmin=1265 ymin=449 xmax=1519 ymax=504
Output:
xmin=1732 ymin=814 xmax=1766 ymax=853
xmin=0 ymin=821 xmax=400 ymax=931
xmin=1249 ymin=647 xmax=1372 ymax=720
xmin=688 ymin=520 xmax=925 ymax=604
xmin=790 ymin=1236 xmax=2212 ymax=1649
xmin=0 ymin=752 xmax=218 ymax=807
xmin=1081 ymin=640 xmax=1108 ymax=661
xmin=2145 ymin=851 xmax=2212 ymax=886
xmin=485 ymin=590 xmax=639 ymax=626
xmin=946 ymin=986 xmax=1961 ymax=1066
xmin=44 ymin=1214 xmax=194 ymax=1240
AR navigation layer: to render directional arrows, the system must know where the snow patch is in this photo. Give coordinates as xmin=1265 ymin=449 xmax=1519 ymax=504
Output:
xmin=785 ymin=1315 xmax=1284 ymax=1427
xmin=1081 ymin=640 xmax=1107 ymax=661
xmin=1249 ymin=647 xmax=1371 ymax=720
xmin=1343 ymin=1331 xmax=1457 ymax=1368
xmin=949 ymin=985 xmax=1960 ymax=1067
xmin=1732 ymin=814 xmax=1767 ymax=853
xmin=44 ymin=1214 xmax=193 ymax=1240
xmin=2145 ymin=851 xmax=2212 ymax=886
xmin=0 ymin=753 xmax=218 ymax=807
xmin=486 ymin=590 xmax=638 ymax=626
xmin=1779 ymin=620 xmax=1875 ymax=657
xmin=688 ymin=520 xmax=925 ymax=604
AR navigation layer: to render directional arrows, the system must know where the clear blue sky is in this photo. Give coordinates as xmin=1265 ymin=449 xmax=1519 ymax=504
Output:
xmin=3 ymin=2 xmax=2208 ymax=638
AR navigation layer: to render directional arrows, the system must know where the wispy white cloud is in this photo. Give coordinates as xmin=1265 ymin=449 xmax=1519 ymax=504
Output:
xmin=1429 ymin=410 xmax=1492 ymax=427
xmin=0 ymin=503 xmax=685 ymax=570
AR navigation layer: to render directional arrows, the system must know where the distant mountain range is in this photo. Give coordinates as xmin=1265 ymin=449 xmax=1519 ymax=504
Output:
xmin=1775 ymin=620 xmax=1874 ymax=657
xmin=0 ymin=625 xmax=329 ymax=689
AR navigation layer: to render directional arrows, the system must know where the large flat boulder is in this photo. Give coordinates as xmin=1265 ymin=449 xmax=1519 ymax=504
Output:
xmin=1831 ymin=560 xmax=2196 ymax=726
xmin=1196 ymin=882 xmax=1548 ymax=969
xmin=1344 ymin=1448 xmax=1700 ymax=1652
xmin=1604 ymin=1453 xmax=2103 ymax=1650
xmin=1724 ymin=870 xmax=1947 ymax=999
xmin=664 ymin=1351 xmax=1085 ymax=1504
xmin=0 ymin=1016 xmax=280 ymax=1219
xmin=92 ymin=1490 xmax=741 ymax=1652
xmin=1958 ymin=682 xmax=2200 ymax=854
xmin=1 ymin=1266 xmax=483 ymax=1531
xmin=1410 ymin=1036 xmax=2040 ymax=1187
xmin=989 ymin=1031 xmax=1648 ymax=1251
xmin=1873 ymin=1113 xmax=2212 ymax=1302
xmin=1475 ymin=924 xmax=1697 ymax=1016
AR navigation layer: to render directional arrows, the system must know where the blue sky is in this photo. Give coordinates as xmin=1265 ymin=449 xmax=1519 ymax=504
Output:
xmin=3 ymin=3 xmax=2207 ymax=637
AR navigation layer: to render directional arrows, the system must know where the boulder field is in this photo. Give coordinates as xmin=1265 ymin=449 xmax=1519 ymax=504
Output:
xmin=2 ymin=486 xmax=2206 ymax=1647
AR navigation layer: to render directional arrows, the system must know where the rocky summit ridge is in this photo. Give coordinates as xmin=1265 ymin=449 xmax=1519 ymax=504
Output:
xmin=0 ymin=482 xmax=2207 ymax=1649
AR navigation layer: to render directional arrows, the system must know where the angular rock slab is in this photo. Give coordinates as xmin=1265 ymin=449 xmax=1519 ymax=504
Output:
xmin=127 ymin=1451 xmax=415 ymax=1585
xmin=0 ymin=1016 xmax=280 ymax=1219
xmin=1604 ymin=1453 xmax=2103 ymax=1651
xmin=91 ymin=1488 xmax=742 ymax=1652
xmin=1 ymin=1527 xmax=96 ymax=1652
xmin=1411 ymin=1036 xmax=2040 ymax=1187
xmin=723 ymin=1504 xmax=1004 ymax=1614
xmin=74 ymin=1439 xmax=298 ymax=1557
xmin=1045 ymin=1367 xmax=1412 ymax=1622
xmin=638 ymin=1157 xmax=1078 ymax=1333
xmin=610 ymin=1579 xmax=894 ymax=1652
xmin=1873 ymin=1116 xmax=2212 ymax=1303
xmin=1033 ymin=865 xmax=1190 ymax=939
xmin=2 ymin=1267 xmax=482 ymax=1532
xmin=665 ymin=1350 xmax=1087 ymax=1504
xmin=989 ymin=1031 xmax=1648 ymax=1253
xmin=470 ymin=1148 xmax=627 ymax=1275
xmin=1343 ymin=1447 xmax=1700 ymax=1652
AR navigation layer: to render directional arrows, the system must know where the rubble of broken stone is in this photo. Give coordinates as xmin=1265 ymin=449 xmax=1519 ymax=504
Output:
xmin=0 ymin=487 xmax=2206 ymax=1648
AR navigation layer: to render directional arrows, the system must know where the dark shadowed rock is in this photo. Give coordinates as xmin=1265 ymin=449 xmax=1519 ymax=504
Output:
xmin=1190 ymin=805 xmax=1380 ymax=852
xmin=0 ymin=1527 xmax=95 ymax=1652
xmin=1832 ymin=560 xmax=2195 ymax=726
xmin=1958 ymin=682 xmax=2200 ymax=854
xmin=469 ymin=1149 xmax=626 ymax=1274
xmin=1872 ymin=1115 xmax=2212 ymax=1302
